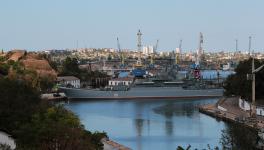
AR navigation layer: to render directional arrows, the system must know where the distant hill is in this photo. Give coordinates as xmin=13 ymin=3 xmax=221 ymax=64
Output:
xmin=2 ymin=50 xmax=57 ymax=83
xmin=7 ymin=50 xmax=26 ymax=61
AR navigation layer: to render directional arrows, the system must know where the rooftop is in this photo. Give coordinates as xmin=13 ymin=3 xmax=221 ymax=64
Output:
xmin=110 ymin=77 xmax=134 ymax=81
xmin=57 ymin=76 xmax=80 ymax=81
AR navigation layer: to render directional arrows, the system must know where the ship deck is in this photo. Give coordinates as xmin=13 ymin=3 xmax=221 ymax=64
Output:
xmin=60 ymin=87 xmax=224 ymax=100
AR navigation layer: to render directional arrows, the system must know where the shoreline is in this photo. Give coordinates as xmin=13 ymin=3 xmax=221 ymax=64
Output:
xmin=67 ymin=95 xmax=222 ymax=101
xmin=199 ymin=97 xmax=264 ymax=130
xmin=102 ymin=138 xmax=131 ymax=150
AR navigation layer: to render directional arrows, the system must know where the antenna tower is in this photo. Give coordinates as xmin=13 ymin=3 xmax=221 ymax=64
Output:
xmin=137 ymin=30 xmax=142 ymax=65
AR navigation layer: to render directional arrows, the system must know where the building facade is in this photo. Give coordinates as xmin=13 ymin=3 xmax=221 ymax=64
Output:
xmin=57 ymin=76 xmax=80 ymax=88
xmin=108 ymin=77 xmax=133 ymax=86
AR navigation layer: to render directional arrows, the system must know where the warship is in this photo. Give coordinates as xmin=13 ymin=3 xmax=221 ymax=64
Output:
xmin=60 ymin=86 xmax=223 ymax=100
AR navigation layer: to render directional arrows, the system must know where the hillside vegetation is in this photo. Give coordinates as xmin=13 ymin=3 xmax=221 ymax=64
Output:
xmin=0 ymin=50 xmax=57 ymax=91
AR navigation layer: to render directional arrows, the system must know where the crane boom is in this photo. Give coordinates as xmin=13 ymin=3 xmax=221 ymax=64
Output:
xmin=117 ymin=37 xmax=124 ymax=66
xmin=179 ymin=39 xmax=182 ymax=52
xmin=117 ymin=37 xmax=121 ymax=52
xmin=154 ymin=39 xmax=159 ymax=53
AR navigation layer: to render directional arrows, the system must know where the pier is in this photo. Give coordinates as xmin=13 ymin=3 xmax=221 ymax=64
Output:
xmin=41 ymin=93 xmax=67 ymax=101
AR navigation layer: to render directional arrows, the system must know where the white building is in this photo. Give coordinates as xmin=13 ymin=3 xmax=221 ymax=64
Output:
xmin=108 ymin=77 xmax=133 ymax=86
xmin=143 ymin=46 xmax=154 ymax=55
xmin=175 ymin=48 xmax=180 ymax=54
xmin=239 ymin=98 xmax=264 ymax=117
xmin=57 ymin=76 xmax=81 ymax=88
xmin=0 ymin=131 xmax=16 ymax=150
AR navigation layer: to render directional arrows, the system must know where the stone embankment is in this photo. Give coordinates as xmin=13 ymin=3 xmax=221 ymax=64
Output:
xmin=199 ymin=97 xmax=264 ymax=130
xmin=102 ymin=138 xmax=131 ymax=150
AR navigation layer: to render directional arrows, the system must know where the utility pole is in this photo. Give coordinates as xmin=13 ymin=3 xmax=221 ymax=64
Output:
xmin=252 ymin=56 xmax=256 ymax=116
xmin=235 ymin=39 xmax=240 ymax=62
xmin=250 ymin=47 xmax=264 ymax=117
xmin=248 ymin=36 xmax=252 ymax=56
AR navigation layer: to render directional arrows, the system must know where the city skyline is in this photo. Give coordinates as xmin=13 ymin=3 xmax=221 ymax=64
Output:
xmin=0 ymin=0 xmax=264 ymax=52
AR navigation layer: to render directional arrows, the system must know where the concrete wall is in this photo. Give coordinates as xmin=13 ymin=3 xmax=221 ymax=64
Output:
xmin=217 ymin=105 xmax=227 ymax=111
xmin=257 ymin=107 xmax=264 ymax=117
xmin=0 ymin=131 xmax=16 ymax=150
xmin=239 ymin=98 xmax=251 ymax=111
xmin=239 ymin=98 xmax=264 ymax=117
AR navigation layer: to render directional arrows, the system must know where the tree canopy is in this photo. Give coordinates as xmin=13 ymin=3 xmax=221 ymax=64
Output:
xmin=0 ymin=78 xmax=106 ymax=150
xmin=223 ymin=58 xmax=264 ymax=101
xmin=60 ymin=57 xmax=81 ymax=76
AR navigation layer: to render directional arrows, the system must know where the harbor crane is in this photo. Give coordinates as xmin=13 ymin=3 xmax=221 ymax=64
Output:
xmin=193 ymin=33 xmax=203 ymax=80
xmin=117 ymin=37 xmax=125 ymax=67
xmin=137 ymin=30 xmax=143 ymax=66
xmin=179 ymin=39 xmax=182 ymax=52
xmin=150 ymin=40 xmax=159 ymax=66
xmin=195 ymin=32 xmax=203 ymax=67
xmin=175 ymin=39 xmax=182 ymax=65
xmin=236 ymin=39 xmax=238 ymax=52
xmin=154 ymin=39 xmax=159 ymax=53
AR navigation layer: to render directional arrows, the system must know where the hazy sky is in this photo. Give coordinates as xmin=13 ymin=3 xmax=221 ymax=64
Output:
xmin=0 ymin=0 xmax=264 ymax=52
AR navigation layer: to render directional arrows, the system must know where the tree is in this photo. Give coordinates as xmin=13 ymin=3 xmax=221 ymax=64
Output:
xmin=39 ymin=76 xmax=55 ymax=92
xmin=223 ymin=58 xmax=264 ymax=101
xmin=0 ymin=144 xmax=12 ymax=150
xmin=16 ymin=106 xmax=105 ymax=150
xmin=0 ymin=63 xmax=9 ymax=75
xmin=0 ymin=56 xmax=6 ymax=62
xmin=60 ymin=57 xmax=80 ymax=76
xmin=220 ymin=123 xmax=258 ymax=150
xmin=0 ymin=78 xmax=106 ymax=150
xmin=0 ymin=78 xmax=41 ymax=132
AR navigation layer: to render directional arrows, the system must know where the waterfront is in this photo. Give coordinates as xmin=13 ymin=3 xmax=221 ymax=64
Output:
xmin=66 ymin=98 xmax=227 ymax=150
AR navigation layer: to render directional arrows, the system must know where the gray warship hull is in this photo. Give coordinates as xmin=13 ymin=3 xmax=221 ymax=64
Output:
xmin=60 ymin=87 xmax=224 ymax=100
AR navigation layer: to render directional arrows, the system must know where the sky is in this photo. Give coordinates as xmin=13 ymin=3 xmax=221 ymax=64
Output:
xmin=0 ymin=0 xmax=264 ymax=52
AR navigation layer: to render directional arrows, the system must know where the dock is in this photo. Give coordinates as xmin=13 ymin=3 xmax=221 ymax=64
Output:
xmin=41 ymin=93 xmax=68 ymax=101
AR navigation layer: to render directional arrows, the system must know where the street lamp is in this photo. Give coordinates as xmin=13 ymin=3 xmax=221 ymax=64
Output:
xmin=249 ymin=57 xmax=264 ymax=117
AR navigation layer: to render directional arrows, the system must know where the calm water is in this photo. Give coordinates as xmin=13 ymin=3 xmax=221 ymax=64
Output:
xmin=65 ymin=99 xmax=227 ymax=150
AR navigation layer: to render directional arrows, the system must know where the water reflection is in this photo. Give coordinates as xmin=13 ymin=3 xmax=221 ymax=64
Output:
xmin=153 ymin=102 xmax=196 ymax=117
xmin=134 ymin=119 xmax=144 ymax=150
xmin=165 ymin=120 xmax=173 ymax=136
xmin=66 ymin=99 xmax=226 ymax=150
